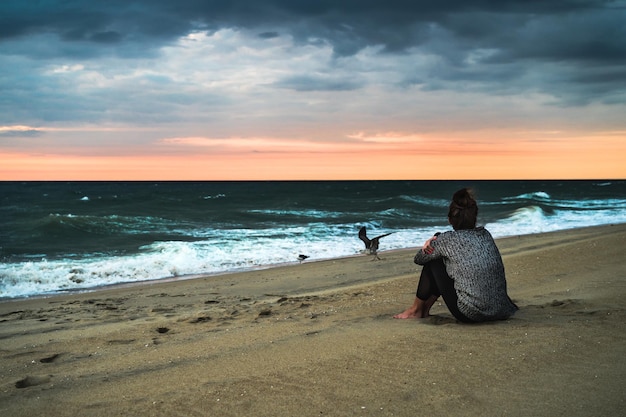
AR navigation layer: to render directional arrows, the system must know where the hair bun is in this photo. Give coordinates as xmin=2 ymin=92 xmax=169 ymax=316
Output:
xmin=448 ymin=188 xmax=478 ymax=230
xmin=452 ymin=188 xmax=476 ymax=209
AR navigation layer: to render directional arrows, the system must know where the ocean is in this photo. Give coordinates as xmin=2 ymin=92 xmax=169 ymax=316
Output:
xmin=1 ymin=180 xmax=625 ymax=299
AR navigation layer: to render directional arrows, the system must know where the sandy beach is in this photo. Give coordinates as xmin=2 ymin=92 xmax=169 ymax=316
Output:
xmin=1 ymin=224 xmax=625 ymax=416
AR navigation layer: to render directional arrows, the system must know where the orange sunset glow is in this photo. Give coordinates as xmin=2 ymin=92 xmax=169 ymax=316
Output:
xmin=2 ymin=130 xmax=624 ymax=180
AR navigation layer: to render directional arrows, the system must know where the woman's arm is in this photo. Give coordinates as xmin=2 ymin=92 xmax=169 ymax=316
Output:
xmin=414 ymin=232 xmax=441 ymax=265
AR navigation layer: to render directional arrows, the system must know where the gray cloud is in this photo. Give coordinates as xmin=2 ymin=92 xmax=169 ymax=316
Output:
xmin=2 ymin=1 xmax=623 ymax=61
xmin=275 ymin=74 xmax=364 ymax=92
xmin=0 ymin=129 xmax=43 ymax=137
xmin=0 ymin=0 xmax=624 ymax=132
xmin=258 ymin=31 xmax=281 ymax=40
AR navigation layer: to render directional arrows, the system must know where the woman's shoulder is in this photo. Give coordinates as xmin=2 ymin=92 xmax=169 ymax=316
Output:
xmin=441 ymin=227 xmax=489 ymax=236
xmin=438 ymin=227 xmax=494 ymax=244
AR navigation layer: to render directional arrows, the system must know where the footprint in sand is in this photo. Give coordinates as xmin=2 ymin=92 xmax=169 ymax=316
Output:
xmin=15 ymin=375 xmax=51 ymax=389
xmin=189 ymin=315 xmax=212 ymax=323
xmin=40 ymin=353 xmax=61 ymax=363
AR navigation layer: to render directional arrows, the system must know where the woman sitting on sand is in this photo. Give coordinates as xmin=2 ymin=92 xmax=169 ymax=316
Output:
xmin=394 ymin=188 xmax=517 ymax=323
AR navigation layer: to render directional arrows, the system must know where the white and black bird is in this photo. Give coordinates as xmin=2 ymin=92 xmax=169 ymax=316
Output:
xmin=297 ymin=254 xmax=310 ymax=263
xmin=358 ymin=226 xmax=392 ymax=260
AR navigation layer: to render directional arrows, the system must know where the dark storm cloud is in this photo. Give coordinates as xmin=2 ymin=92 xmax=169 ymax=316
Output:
xmin=258 ymin=31 xmax=281 ymax=40
xmin=0 ymin=0 xmax=624 ymax=109
xmin=2 ymin=1 xmax=623 ymax=60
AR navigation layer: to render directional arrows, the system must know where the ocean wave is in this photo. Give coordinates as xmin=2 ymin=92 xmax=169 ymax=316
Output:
xmin=501 ymin=191 xmax=551 ymax=201
xmin=37 ymin=213 xmax=189 ymax=236
xmin=2 ymin=206 xmax=625 ymax=299
xmin=398 ymin=194 xmax=449 ymax=207
xmin=0 ymin=231 xmax=370 ymax=298
xmin=203 ymin=193 xmax=226 ymax=199
xmin=247 ymin=209 xmax=345 ymax=220
xmin=2 ymin=180 xmax=625 ymax=299
xmin=485 ymin=204 xmax=626 ymax=237
xmin=548 ymin=198 xmax=626 ymax=210
xmin=496 ymin=192 xmax=626 ymax=213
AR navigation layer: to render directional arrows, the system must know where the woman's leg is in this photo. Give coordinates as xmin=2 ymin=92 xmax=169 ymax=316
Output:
xmin=394 ymin=259 xmax=474 ymax=322
xmin=393 ymin=262 xmax=439 ymax=319
xmin=426 ymin=259 xmax=474 ymax=323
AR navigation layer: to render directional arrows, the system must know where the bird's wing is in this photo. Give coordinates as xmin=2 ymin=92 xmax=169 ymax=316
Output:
xmin=373 ymin=232 xmax=392 ymax=241
xmin=358 ymin=226 xmax=371 ymax=248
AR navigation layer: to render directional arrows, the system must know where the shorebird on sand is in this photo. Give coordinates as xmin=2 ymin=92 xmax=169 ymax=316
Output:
xmin=358 ymin=226 xmax=392 ymax=260
xmin=298 ymin=254 xmax=310 ymax=263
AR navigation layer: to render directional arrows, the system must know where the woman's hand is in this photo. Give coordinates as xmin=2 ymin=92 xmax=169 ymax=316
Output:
xmin=422 ymin=235 xmax=438 ymax=255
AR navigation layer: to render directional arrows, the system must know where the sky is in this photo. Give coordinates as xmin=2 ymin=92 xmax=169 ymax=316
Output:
xmin=1 ymin=0 xmax=625 ymax=180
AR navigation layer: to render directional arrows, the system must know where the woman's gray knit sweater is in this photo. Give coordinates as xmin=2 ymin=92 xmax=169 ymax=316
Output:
xmin=414 ymin=227 xmax=517 ymax=321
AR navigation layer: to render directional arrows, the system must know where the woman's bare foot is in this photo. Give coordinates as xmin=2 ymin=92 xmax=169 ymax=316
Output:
xmin=393 ymin=308 xmax=425 ymax=319
xmin=393 ymin=296 xmax=438 ymax=319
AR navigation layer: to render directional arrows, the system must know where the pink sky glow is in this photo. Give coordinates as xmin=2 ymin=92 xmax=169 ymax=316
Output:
xmin=2 ymin=129 xmax=624 ymax=180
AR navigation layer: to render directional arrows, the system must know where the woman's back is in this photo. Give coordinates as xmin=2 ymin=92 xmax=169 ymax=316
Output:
xmin=415 ymin=227 xmax=517 ymax=321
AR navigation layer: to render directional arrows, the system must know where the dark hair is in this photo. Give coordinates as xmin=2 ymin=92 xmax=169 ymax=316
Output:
xmin=448 ymin=188 xmax=478 ymax=230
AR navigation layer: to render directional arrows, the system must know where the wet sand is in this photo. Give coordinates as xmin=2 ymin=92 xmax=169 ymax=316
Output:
xmin=1 ymin=224 xmax=625 ymax=416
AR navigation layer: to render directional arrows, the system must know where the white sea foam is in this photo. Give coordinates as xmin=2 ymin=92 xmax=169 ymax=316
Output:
xmin=2 ymin=194 xmax=625 ymax=299
xmin=486 ymin=205 xmax=626 ymax=237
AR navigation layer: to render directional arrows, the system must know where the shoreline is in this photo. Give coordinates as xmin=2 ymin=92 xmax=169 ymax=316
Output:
xmin=3 ymin=223 xmax=624 ymax=303
xmin=1 ymin=223 xmax=625 ymax=416
xmin=0 ymin=251 xmax=375 ymax=304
